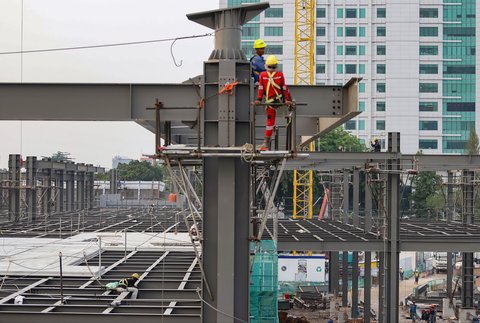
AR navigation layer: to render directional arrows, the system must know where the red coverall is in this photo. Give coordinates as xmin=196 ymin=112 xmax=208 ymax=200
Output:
xmin=257 ymin=71 xmax=292 ymax=138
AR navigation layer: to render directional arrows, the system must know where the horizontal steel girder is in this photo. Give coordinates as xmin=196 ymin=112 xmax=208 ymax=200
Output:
xmin=278 ymin=240 xmax=480 ymax=252
xmin=0 ymin=313 xmax=200 ymax=323
xmin=0 ymin=80 xmax=360 ymax=146
xmin=284 ymin=152 xmax=480 ymax=171
xmin=0 ymin=83 xmax=200 ymax=121
xmin=0 ymin=83 xmax=346 ymax=121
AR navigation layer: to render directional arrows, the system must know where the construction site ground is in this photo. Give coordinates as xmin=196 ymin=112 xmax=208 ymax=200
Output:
xmin=284 ymin=273 xmax=448 ymax=322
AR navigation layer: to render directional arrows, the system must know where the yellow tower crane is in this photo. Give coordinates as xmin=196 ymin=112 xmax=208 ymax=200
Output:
xmin=293 ymin=0 xmax=315 ymax=219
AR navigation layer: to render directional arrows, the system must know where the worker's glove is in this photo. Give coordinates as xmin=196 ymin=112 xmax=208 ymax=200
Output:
xmin=254 ymin=100 xmax=261 ymax=106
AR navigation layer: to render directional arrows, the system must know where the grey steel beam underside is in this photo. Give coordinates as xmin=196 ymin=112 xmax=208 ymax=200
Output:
xmin=270 ymin=219 xmax=480 ymax=252
xmin=283 ymin=152 xmax=480 ymax=171
xmin=0 ymin=208 xmax=187 ymax=238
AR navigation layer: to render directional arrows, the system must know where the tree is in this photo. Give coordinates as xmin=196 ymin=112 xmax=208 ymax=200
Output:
xmin=411 ymin=171 xmax=443 ymax=217
xmin=277 ymin=127 xmax=365 ymax=213
xmin=117 ymin=160 xmax=164 ymax=181
xmin=465 ymin=128 xmax=479 ymax=155
xmin=318 ymin=127 xmax=367 ymax=152
xmin=51 ymin=151 xmax=73 ymax=162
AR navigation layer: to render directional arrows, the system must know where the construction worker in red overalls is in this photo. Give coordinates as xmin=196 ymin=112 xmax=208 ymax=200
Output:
xmin=254 ymin=55 xmax=292 ymax=151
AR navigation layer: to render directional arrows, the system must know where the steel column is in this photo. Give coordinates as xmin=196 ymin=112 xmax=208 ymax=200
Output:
xmin=86 ymin=171 xmax=94 ymax=209
xmin=351 ymin=251 xmax=359 ymax=318
xmin=8 ymin=154 xmax=21 ymax=222
xmin=352 ymin=168 xmax=360 ymax=227
xmin=462 ymin=252 xmax=474 ymax=308
xmin=385 ymin=132 xmax=400 ymax=322
xmin=461 ymin=169 xmax=475 ymax=309
xmin=343 ymin=171 xmax=349 ymax=224
xmin=331 ymin=173 xmax=342 ymax=220
xmin=66 ymin=171 xmax=75 ymax=211
xmin=364 ymin=251 xmax=372 ymax=323
xmin=378 ymin=251 xmax=385 ymax=323
xmin=329 ymin=252 xmax=340 ymax=296
xmin=77 ymin=171 xmax=85 ymax=210
xmin=364 ymin=171 xmax=372 ymax=232
xmin=447 ymin=171 xmax=454 ymax=222
xmin=110 ymin=169 xmax=118 ymax=194
xmin=186 ymin=4 xmax=269 ymax=322
xmin=25 ymin=156 xmax=37 ymax=221
xmin=56 ymin=170 xmax=65 ymax=213
xmin=447 ymin=252 xmax=453 ymax=298
xmin=44 ymin=168 xmax=53 ymax=215
xmin=342 ymin=251 xmax=348 ymax=307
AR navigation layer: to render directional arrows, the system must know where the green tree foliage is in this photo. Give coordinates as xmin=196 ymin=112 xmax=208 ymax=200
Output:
xmin=95 ymin=172 xmax=110 ymax=181
xmin=318 ymin=127 xmax=367 ymax=152
xmin=51 ymin=151 xmax=73 ymax=162
xmin=277 ymin=127 xmax=365 ymax=213
xmin=117 ymin=160 xmax=164 ymax=181
xmin=465 ymin=128 xmax=480 ymax=155
xmin=411 ymin=171 xmax=443 ymax=217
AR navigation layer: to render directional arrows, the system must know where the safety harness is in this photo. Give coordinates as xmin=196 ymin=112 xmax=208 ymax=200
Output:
xmin=265 ymin=71 xmax=284 ymax=104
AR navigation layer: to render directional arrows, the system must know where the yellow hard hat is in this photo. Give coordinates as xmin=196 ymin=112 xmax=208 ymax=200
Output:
xmin=253 ymin=39 xmax=267 ymax=49
xmin=265 ymin=55 xmax=278 ymax=65
xmin=131 ymin=273 xmax=140 ymax=279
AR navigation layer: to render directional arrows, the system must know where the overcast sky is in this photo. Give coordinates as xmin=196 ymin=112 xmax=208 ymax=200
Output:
xmin=0 ymin=0 xmax=219 ymax=169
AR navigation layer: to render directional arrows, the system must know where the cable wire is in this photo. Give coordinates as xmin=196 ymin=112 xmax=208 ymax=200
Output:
xmin=0 ymin=32 xmax=214 ymax=55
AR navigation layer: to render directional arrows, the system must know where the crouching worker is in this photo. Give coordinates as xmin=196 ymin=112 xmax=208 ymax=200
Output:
xmin=254 ymin=55 xmax=292 ymax=151
xmin=106 ymin=273 xmax=140 ymax=301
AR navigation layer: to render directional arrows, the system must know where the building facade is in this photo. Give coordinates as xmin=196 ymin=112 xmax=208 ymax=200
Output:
xmin=221 ymin=0 xmax=479 ymax=154
xmin=112 ymin=156 xmax=133 ymax=169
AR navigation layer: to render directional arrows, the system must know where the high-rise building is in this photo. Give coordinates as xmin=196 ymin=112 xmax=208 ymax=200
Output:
xmin=221 ymin=0 xmax=478 ymax=154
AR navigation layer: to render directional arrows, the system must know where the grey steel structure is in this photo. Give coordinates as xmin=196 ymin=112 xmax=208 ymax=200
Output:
xmin=1 ymin=154 xmax=104 ymax=223
xmin=0 ymin=3 xmax=479 ymax=323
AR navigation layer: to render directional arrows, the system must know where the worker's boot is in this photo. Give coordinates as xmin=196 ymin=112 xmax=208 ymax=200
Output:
xmin=259 ymin=136 xmax=271 ymax=151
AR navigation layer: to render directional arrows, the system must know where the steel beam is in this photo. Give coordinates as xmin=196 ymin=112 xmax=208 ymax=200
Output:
xmin=284 ymin=152 xmax=480 ymax=171
xmin=277 ymin=241 xmax=385 ymax=252
xmin=0 ymin=313 xmax=200 ymax=323
xmin=277 ymin=240 xmax=480 ymax=253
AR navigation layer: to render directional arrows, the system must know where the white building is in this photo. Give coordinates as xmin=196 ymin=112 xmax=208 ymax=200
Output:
xmin=221 ymin=0 xmax=479 ymax=154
